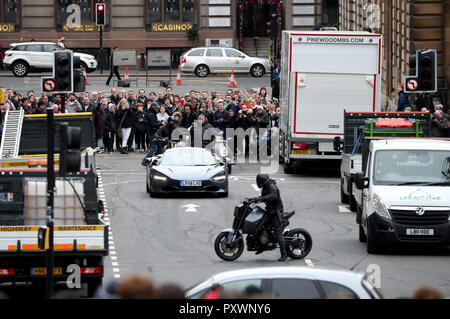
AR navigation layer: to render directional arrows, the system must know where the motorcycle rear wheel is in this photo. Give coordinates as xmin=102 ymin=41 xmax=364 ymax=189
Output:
xmin=214 ymin=231 xmax=244 ymax=261
xmin=286 ymin=228 xmax=313 ymax=260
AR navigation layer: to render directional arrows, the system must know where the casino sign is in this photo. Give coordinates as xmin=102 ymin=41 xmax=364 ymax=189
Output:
xmin=152 ymin=22 xmax=193 ymax=32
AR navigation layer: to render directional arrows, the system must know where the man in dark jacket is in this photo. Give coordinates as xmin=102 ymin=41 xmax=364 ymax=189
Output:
xmin=248 ymin=174 xmax=287 ymax=262
xmin=141 ymin=103 xmax=162 ymax=165
xmin=396 ymin=84 xmax=411 ymax=112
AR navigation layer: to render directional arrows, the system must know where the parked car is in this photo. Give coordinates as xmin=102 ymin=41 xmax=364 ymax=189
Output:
xmin=185 ymin=266 xmax=383 ymax=299
xmin=3 ymin=42 xmax=97 ymax=77
xmin=180 ymin=47 xmax=270 ymax=78
xmin=145 ymin=147 xmax=229 ymax=197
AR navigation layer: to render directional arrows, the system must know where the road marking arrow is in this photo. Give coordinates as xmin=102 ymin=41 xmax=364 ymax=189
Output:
xmin=181 ymin=204 xmax=200 ymax=213
xmin=338 ymin=205 xmax=352 ymax=213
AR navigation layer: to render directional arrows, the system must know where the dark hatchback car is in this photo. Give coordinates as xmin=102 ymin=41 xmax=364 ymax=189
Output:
xmin=146 ymin=147 xmax=229 ymax=197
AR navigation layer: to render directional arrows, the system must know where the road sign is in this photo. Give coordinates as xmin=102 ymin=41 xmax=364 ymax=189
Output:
xmin=43 ymin=79 xmax=56 ymax=92
xmin=406 ymin=78 xmax=418 ymax=91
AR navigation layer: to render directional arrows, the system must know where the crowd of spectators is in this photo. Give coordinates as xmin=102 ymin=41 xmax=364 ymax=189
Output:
xmin=0 ymin=86 xmax=280 ymax=156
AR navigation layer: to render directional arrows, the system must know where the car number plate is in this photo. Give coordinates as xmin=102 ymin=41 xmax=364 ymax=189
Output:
xmin=406 ymin=229 xmax=434 ymax=236
xmin=291 ymin=150 xmax=312 ymax=155
xmin=0 ymin=193 xmax=13 ymax=202
xmin=180 ymin=181 xmax=202 ymax=187
xmin=31 ymin=267 xmax=63 ymax=276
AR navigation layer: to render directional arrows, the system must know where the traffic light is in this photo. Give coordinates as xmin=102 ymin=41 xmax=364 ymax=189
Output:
xmin=41 ymin=50 xmax=74 ymax=94
xmin=96 ymin=3 xmax=106 ymax=26
xmin=73 ymin=56 xmax=86 ymax=93
xmin=404 ymin=49 xmax=437 ymax=93
xmin=59 ymin=122 xmax=82 ymax=177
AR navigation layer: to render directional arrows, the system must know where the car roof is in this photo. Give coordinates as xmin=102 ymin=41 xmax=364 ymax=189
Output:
xmin=371 ymin=139 xmax=450 ymax=151
xmin=207 ymin=266 xmax=365 ymax=283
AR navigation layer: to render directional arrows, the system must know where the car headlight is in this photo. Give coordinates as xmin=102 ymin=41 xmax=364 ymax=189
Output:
xmin=152 ymin=172 xmax=168 ymax=182
xmin=373 ymin=193 xmax=391 ymax=220
xmin=211 ymin=172 xmax=226 ymax=182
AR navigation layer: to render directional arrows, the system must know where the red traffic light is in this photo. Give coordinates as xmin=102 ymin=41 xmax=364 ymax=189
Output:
xmin=97 ymin=4 xmax=104 ymax=11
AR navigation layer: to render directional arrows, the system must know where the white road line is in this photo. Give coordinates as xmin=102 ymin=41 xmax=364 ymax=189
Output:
xmin=338 ymin=205 xmax=352 ymax=213
xmin=252 ymin=184 xmax=260 ymax=192
xmin=111 ymin=256 xmax=117 ymax=261
xmin=113 ymin=268 xmax=120 ymax=273
xmin=112 ymin=262 xmax=119 ymax=267
xmin=114 ymin=274 xmax=121 ymax=278
xmin=305 ymin=259 xmax=314 ymax=267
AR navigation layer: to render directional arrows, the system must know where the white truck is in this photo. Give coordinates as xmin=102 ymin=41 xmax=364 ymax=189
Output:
xmin=354 ymin=138 xmax=450 ymax=254
xmin=336 ymin=112 xmax=432 ymax=212
xmin=279 ymin=31 xmax=383 ymax=173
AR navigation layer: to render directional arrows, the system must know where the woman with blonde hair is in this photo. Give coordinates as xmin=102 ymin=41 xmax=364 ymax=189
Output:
xmin=115 ymin=99 xmax=134 ymax=154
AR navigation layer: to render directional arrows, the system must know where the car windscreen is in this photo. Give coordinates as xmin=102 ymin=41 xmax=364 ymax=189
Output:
xmin=160 ymin=149 xmax=217 ymax=166
xmin=373 ymin=150 xmax=450 ymax=185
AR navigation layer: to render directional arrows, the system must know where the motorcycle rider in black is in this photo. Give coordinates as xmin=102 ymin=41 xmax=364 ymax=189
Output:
xmin=248 ymin=174 xmax=288 ymax=262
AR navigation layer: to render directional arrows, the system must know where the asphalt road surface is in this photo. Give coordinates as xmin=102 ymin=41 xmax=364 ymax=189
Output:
xmin=97 ymin=153 xmax=450 ymax=299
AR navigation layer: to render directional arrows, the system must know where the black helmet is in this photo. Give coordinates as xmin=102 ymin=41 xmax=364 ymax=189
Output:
xmin=256 ymin=174 xmax=270 ymax=188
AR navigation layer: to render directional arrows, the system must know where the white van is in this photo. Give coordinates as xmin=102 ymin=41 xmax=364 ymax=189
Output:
xmin=354 ymin=139 xmax=450 ymax=253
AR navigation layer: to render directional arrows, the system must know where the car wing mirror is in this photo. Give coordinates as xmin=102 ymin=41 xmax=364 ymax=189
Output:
xmin=333 ymin=136 xmax=344 ymax=152
xmin=355 ymin=172 xmax=369 ymax=189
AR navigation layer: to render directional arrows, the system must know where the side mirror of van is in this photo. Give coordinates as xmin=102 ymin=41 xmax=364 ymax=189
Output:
xmin=355 ymin=172 xmax=369 ymax=189
xmin=333 ymin=137 xmax=344 ymax=152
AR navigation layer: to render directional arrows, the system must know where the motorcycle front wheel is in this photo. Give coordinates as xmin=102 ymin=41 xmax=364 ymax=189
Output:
xmin=285 ymin=228 xmax=313 ymax=260
xmin=214 ymin=231 xmax=244 ymax=261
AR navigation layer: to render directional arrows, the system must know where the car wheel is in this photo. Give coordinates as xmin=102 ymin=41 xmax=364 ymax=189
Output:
xmin=12 ymin=61 xmax=29 ymax=77
xmin=250 ymin=64 xmax=265 ymax=77
xmin=195 ymin=64 xmax=209 ymax=77
xmin=340 ymin=179 xmax=349 ymax=204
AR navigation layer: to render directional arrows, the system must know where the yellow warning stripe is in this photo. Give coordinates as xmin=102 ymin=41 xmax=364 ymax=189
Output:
xmin=26 ymin=112 xmax=92 ymax=119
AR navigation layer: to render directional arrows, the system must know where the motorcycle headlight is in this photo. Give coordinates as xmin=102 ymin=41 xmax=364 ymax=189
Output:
xmin=152 ymin=172 xmax=168 ymax=182
xmin=211 ymin=172 xmax=226 ymax=182
xmin=373 ymin=193 xmax=391 ymax=220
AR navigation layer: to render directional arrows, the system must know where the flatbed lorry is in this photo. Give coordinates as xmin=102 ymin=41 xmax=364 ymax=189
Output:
xmin=0 ymin=111 xmax=107 ymax=296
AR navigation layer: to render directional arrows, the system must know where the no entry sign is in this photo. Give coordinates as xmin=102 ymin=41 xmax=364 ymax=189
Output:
xmin=43 ymin=79 xmax=56 ymax=92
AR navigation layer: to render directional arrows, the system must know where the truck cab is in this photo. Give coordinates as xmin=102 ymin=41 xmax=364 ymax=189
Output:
xmin=355 ymin=139 xmax=450 ymax=254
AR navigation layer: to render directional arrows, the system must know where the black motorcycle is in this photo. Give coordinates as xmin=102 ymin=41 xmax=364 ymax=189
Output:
xmin=214 ymin=200 xmax=312 ymax=261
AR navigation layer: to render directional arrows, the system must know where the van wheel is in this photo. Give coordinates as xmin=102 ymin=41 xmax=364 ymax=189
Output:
xmin=349 ymin=190 xmax=357 ymax=212
xmin=12 ymin=61 xmax=29 ymax=77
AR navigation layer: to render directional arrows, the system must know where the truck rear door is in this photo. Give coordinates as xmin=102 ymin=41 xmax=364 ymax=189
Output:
xmin=288 ymin=33 xmax=382 ymax=139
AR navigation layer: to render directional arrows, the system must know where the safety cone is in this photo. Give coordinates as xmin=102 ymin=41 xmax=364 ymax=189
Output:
xmin=176 ymin=68 xmax=182 ymax=85
xmin=125 ymin=67 xmax=129 ymax=81
xmin=83 ymin=68 xmax=88 ymax=85
xmin=229 ymin=70 xmax=237 ymax=87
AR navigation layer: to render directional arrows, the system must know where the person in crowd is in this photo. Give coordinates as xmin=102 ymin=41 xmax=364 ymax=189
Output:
xmin=397 ymin=83 xmax=411 ymax=112
xmin=91 ymin=91 xmax=101 ymax=107
xmin=33 ymin=101 xmax=46 ymax=114
xmin=431 ymin=109 xmax=448 ymax=137
xmin=227 ymin=108 xmax=240 ymax=155
xmin=134 ymin=103 xmax=148 ymax=154
xmin=215 ymin=100 xmax=229 ymax=137
xmin=28 ymin=94 xmax=37 ymax=109
xmin=109 ymin=88 xmax=121 ymax=106
xmin=163 ymin=97 xmax=175 ymax=116
xmin=95 ymin=98 xmax=107 ymax=153
xmin=66 ymin=93 xmax=82 ymax=113
xmin=104 ymin=103 xmax=117 ymax=153
xmin=157 ymin=105 xmax=169 ymax=124
xmin=137 ymin=89 xmax=148 ymax=106
xmin=156 ymin=90 xmax=165 ymax=106
xmin=156 ymin=283 xmax=185 ymax=299
xmin=106 ymin=47 xmax=122 ymax=86
xmin=21 ymin=98 xmax=34 ymax=115
xmin=115 ymin=273 xmax=158 ymax=299
xmin=115 ymin=99 xmax=134 ymax=154
xmin=79 ymin=96 xmax=95 ymax=113
xmin=172 ymin=111 xmax=182 ymax=127
xmin=181 ymin=104 xmax=197 ymax=129
xmin=412 ymin=286 xmax=443 ymax=299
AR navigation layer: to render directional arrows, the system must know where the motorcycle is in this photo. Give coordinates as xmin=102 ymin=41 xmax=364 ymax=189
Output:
xmin=214 ymin=200 xmax=312 ymax=261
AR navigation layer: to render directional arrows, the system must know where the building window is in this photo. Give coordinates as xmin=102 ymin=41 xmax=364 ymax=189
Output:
xmin=146 ymin=0 xmax=197 ymax=29
xmin=56 ymin=0 xmax=109 ymax=30
xmin=1 ymin=0 xmax=20 ymax=29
